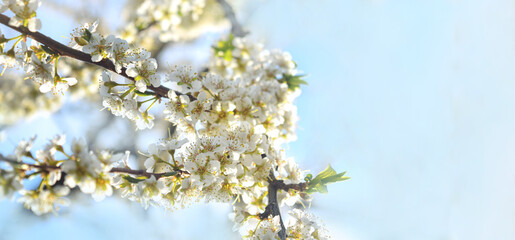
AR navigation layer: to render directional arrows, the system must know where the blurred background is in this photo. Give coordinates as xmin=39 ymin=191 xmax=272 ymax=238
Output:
xmin=1 ymin=0 xmax=515 ymax=239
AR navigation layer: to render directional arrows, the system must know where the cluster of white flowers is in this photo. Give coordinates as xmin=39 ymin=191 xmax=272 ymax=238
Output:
xmin=57 ymin=58 xmax=103 ymax=100
xmin=69 ymin=21 xmax=163 ymax=129
xmin=1 ymin=26 xmax=78 ymax=94
xmin=1 ymin=2 xmax=76 ymax=94
xmin=108 ymin=123 xmax=313 ymax=239
xmin=0 ymin=136 xmax=131 ymax=215
xmin=25 ymin=46 xmax=78 ymax=94
xmin=0 ymin=0 xmax=42 ymax=32
xmin=0 ymin=3 xmax=344 ymax=236
xmin=120 ymin=0 xmax=227 ymax=54
xmin=230 ymin=207 xmax=330 ymax=239
xmin=0 ymin=169 xmax=23 ymax=199
xmin=0 ymin=73 xmax=63 ymax=124
xmin=71 ymin=20 xmax=161 ymax=90
xmin=111 ymin=138 xmax=186 ymax=209
xmin=111 ymin=128 xmax=272 ymax=210
xmin=276 ymin=156 xmax=308 ymax=207
xmin=0 ymin=26 xmax=24 ymax=68
xmin=99 ymin=71 xmax=156 ymax=129
xmin=4 ymin=135 xmax=72 ymax=215
xmin=121 ymin=0 xmax=206 ymax=42
xmin=286 ymin=209 xmax=330 ymax=240
xmin=242 ymin=216 xmax=282 ymax=239
xmin=18 ymin=186 xmax=70 ymax=215
xmin=61 ymin=138 xmax=123 ymax=201
xmin=198 ymin=35 xmax=301 ymax=145
xmin=152 ymin=36 xmax=312 ymax=238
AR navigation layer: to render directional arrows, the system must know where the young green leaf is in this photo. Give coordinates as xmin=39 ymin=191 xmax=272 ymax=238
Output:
xmin=279 ymin=74 xmax=308 ymax=90
xmin=123 ymin=175 xmax=145 ymax=184
xmin=305 ymin=165 xmax=349 ymax=194
xmin=212 ymin=34 xmax=235 ymax=61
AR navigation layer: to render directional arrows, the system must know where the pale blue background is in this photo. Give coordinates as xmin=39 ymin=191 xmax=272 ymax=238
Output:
xmin=1 ymin=0 xmax=515 ymax=239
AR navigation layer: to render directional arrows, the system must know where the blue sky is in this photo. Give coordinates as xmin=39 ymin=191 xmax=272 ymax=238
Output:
xmin=2 ymin=0 xmax=515 ymax=239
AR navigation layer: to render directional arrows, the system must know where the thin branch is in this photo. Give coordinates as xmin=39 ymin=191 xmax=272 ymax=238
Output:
xmin=0 ymin=14 xmax=191 ymax=100
xmin=0 ymin=155 xmax=60 ymax=170
xmin=271 ymin=180 xmax=306 ymax=192
xmin=259 ymin=173 xmax=286 ymax=239
xmin=110 ymin=167 xmax=188 ymax=179
xmin=216 ymin=0 xmax=247 ymax=37
xmin=258 ymin=172 xmax=308 ymax=240
xmin=0 ymin=154 xmax=187 ymax=179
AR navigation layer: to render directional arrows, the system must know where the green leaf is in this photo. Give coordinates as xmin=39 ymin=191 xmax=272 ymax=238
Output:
xmin=279 ymin=74 xmax=308 ymax=91
xmin=321 ymin=172 xmax=350 ymax=184
xmin=316 ymin=184 xmax=328 ymax=194
xmin=123 ymin=175 xmax=145 ymax=184
xmin=212 ymin=34 xmax=235 ymax=61
xmin=313 ymin=165 xmax=337 ymax=181
xmin=304 ymin=173 xmax=313 ymax=182
xmin=41 ymin=45 xmax=56 ymax=55
xmin=305 ymin=164 xmax=350 ymax=194
xmin=84 ymin=29 xmax=92 ymax=42
xmin=163 ymin=171 xmax=178 ymax=177
xmin=134 ymin=91 xmax=155 ymax=97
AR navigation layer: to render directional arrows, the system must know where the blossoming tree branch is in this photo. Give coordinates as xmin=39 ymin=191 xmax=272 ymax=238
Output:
xmin=0 ymin=0 xmax=349 ymax=239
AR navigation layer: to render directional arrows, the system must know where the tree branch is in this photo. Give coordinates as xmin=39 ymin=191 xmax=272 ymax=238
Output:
xmin=270 ymin=179 xmax=306 ymax=192
xmin=258 ymin=172 xmax=307 ymax=240
xmin=257 ymin=172 xmax=308 ymax=239
xmin=0 ymin=155 xmax=60 ymax=170
xmin=216 ymin=0 xmax=247 ymax=37
xmin=0 ymin=14 xmax=189 ymax=100
xmin=0 ymin=154 xmax=188 ymax=179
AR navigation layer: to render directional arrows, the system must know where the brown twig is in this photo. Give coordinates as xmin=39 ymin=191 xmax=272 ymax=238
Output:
xmin=271 ymin=180 xmax=307 ymax=192
xmin=0 ymin=155 xmax=60 ymax=170
xmin=0 ymin=154 xmax=187 ymax=179
xmin=259 ymin=172 xmax=307 ymax=240
xmin=0 ymin=14 xmax=191 ymax=100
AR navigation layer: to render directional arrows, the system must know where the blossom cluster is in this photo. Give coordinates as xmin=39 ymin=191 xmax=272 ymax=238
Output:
xmin=0 ymin=0 xmax=42 ymax=32
xmin=121 ymin=0 xmax=226 ymax=45
xmin=70 ymin=20 xmax=161 ymax=88
xmin=0 ymin=73 xmax=62 ymax=124
xmin=0 ymin=26 xmax=78 ymax=94
xmin=69 ymin=21 xmax=163 ymax=129
xmin=286 ymin=209 xmax=330 ymax=240
xmin=0 ymin=2 xmax=343 ymax=238
xmin=57 ymin=57 xmax=103 ymax=100
xmin=0 ymin=136 xmax=128 ymax=215
xmin=1 ymin=128 xmax=329 ymax=239
xmin=108 ymin=130 xmax=327 ymax=239
xmin=1 ymin=2 xmax=76 ymax=93
xmin=0 ymin=169 xmax=22 ymax=199
xmin=99 ymin=71 xmax=156 ymax=129
xmin=164 ymin=35 xmax=301 ymax=148
xmin=230 ymin=204 xmax=330 ymax=239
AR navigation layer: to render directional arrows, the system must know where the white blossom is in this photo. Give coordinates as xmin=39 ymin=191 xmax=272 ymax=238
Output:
xmin=166 ymin=65 xmax=201 ymax=93
xmin=5 ymin=0 xmax=42 ymax=32
xmin=83 ymin=33 xmax=109 ymax=62
xmin=126 ymin=58 xmax=160 ymax=92
xmin=105 ymin=35 xmax=131 ymax=73
xmin=286 ymin=209 xmax=330 ymax=240
xmin=61 ymin=138 xmax=114 ymax=201
xmin=18 ymin=186 xmax=70 ymax=216
xmin=0 ymin=171 xmax=23 ymax=199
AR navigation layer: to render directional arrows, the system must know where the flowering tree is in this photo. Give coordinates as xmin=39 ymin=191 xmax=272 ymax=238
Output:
xmin=0 ymin=0 xmax=349 ymax=239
